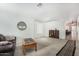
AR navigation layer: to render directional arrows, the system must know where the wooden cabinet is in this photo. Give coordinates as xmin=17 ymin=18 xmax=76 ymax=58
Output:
xmin=49 ymin=30 xmax=59 ymax=39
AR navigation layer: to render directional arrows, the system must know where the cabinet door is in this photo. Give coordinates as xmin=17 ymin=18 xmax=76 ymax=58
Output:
xmin=49 ymin=30 xmax=54 ymax=38
xmin=55 ymin=30 xmax=59 ymax=38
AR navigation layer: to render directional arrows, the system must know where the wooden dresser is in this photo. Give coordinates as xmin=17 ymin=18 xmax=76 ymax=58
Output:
xmin=49 ymin=30 xmax=59 ymax=39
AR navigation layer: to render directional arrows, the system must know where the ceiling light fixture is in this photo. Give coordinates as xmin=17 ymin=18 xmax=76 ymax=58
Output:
xmin=37 ymin=3 xmax=43 ymax=7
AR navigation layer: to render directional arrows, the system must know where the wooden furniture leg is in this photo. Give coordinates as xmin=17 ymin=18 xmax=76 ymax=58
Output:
xmin=35 ymin=44 xmax=37 ymax=51
xmin=22 ymin=46 xmax=26 ymax=55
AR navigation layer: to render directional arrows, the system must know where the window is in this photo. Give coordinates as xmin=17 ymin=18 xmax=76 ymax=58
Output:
xmin=36 ymin=22 xmax=43 ymax=34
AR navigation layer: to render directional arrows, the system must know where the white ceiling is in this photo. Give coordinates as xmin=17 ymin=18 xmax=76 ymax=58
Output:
xmin=0 ymin=3 xmax=79 ymax=22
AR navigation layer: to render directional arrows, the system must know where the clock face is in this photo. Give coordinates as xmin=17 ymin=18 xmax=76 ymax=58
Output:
xmin=17 ymin=21 xmax=27 ymax=31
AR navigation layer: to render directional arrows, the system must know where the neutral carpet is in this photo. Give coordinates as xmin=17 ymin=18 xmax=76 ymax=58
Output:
xmin=14 ymin=37 xmax=67 ymax=56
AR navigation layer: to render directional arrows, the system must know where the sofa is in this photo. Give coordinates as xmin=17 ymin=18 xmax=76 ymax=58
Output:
xmin=0 ymin=34 xmax=16 ymax=56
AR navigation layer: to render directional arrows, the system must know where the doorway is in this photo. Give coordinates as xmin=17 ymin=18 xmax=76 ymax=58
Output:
xmin=65 ymin=20 xmax=78 ymax=40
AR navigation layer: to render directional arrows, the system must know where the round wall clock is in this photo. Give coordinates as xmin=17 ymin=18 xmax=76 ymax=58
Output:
xmin=17 ymin=21 xmax=27 ymax=31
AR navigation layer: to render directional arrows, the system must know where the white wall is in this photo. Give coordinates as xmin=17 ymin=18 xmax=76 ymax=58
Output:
xmin=77 ymin=16 xmax=79 ymax=40
xmin=34 ymin=20 xmax=65 ymax=39
xmin=77 ymin=26 xmax=79 ymax=40
xmin=44 ymin=21 xmax=65 ymax=39
xmin=0 ymin=9 xmax=35 ymax=46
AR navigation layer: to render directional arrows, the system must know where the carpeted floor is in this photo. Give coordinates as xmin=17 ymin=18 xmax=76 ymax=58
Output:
xmin=14 ymin=37 xmax=67 ymax=56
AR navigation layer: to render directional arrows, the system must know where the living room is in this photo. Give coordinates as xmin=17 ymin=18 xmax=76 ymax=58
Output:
xmin=0 ymin=3 xmax=79 ymax=56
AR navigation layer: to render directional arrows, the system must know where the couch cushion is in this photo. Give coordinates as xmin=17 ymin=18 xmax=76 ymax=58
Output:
xmin=0 ymin=43 xmax=13 ymax=52
xmin=5 ymin=36 xmax=15 ymax=40
xmin=5 ymin=36 xmax=16 ymax=43
xmin=0 ymin=34 xmax=6 ymax=41
xmin=0 ymin=41 xmax=11 ymax=46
